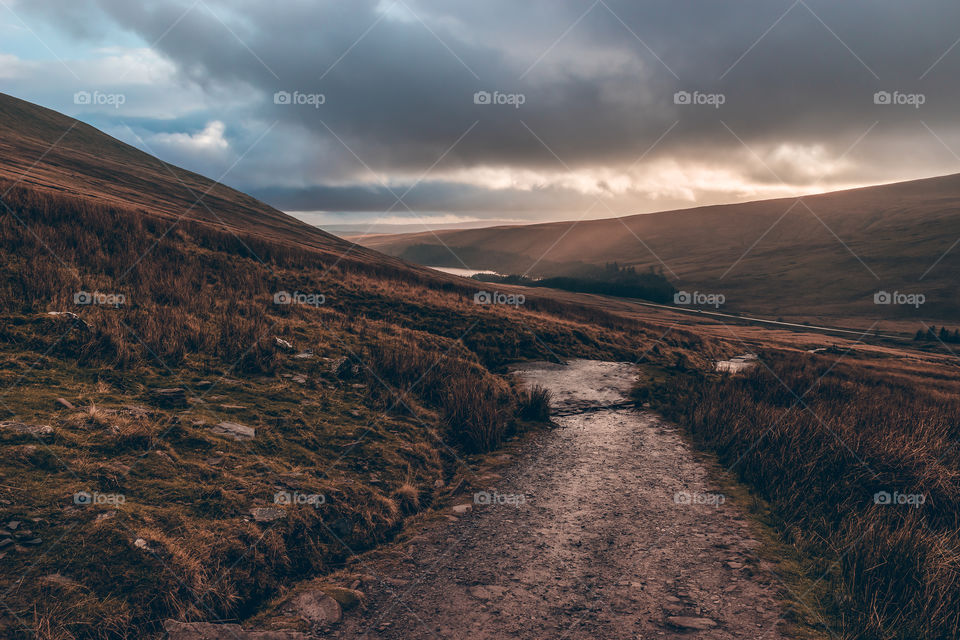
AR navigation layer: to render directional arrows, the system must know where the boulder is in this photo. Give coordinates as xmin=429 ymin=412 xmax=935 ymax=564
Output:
xmin=280 ymin=590 xmax=342 ymax=626
xmin=250 ymin=507 xmax=286 ymax=523
xmin=331 ymin=357 xmax=361 ymax=380
xmin=274 ymin=337 xmax=295 ymax=352
xmin=211 ymin=422 xmax=255 ymax=440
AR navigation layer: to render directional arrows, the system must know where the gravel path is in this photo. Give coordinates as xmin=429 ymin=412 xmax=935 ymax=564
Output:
xmin=338 ymin=360 xmax=788 ymax=639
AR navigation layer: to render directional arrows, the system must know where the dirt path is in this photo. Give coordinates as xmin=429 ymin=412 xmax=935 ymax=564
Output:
xmin=338 ymin=360 xmax=787 ymax=639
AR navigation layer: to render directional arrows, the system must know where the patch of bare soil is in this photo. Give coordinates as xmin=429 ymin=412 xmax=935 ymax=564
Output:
xmin=336 ymin=360 xmax=788 ymax=639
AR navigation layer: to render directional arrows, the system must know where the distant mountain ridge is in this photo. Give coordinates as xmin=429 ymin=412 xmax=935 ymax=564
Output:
xmin=358 ymin=172 xmax=960 ymax=319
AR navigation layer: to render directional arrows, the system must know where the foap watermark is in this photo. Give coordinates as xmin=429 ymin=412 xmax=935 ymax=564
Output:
xmin=674 ymin=90 xmax=725 ymax=109
xmin=74 ymin=491 xmax=126 ymax=506
xmin=874 ymin=91 xmax=925 ymax=109
xmin=274 ymin=490 xmax=325 ymax=506
xmin=473 ymin=90 xmax=526 ymax=108
xmin=74 ymin=291 xmax=125 ymax=307
xmin=874 ymin=290 xmax=925 ymax=308
xmin=474 ymin=491 xmax=526 ymax=507
xmin=74 ymin=90 xmax=126 ymax=109
xmin=674 ymin=290 xmax=725 ymax=308
xmin=474 ymin=290 xmax=525 ymax=307
xmin=274 ymin=90 xmax=326 ymax=108
xmin=874 ymin=490 xmax=925 ymax=508
xmin=274 ymin=290 xmax=326 ymax=307
xmin=674 ymin=491 xmax=726 ymax=507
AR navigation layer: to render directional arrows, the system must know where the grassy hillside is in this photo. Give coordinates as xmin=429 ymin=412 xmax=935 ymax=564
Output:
xmin=357 ymin=176 xmax=960 ymax=321
xmin=0 ymin=96 xmax=718 ymax=638
xmin=642 ymin=350 xmax=960 ymax=639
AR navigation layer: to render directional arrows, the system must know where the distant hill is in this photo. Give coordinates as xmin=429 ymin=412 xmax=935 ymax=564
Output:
xmin=358 ymin=175 xmax=960 ymax=319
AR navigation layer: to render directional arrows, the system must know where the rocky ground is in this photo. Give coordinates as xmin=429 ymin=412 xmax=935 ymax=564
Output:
xmin=330 ymin=360 xmax=789 ymax=639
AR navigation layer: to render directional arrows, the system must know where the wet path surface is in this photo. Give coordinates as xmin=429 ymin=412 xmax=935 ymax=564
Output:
xmin=338 ymin=360 xmax=787 ymax=639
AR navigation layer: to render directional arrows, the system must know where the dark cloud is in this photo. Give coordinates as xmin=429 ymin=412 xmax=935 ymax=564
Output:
xmin=18 ymin=0 xmax=960 ymax=219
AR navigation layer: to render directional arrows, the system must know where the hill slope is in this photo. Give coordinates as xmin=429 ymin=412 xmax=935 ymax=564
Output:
xmin=0 ymin=92 xmax=418 ymax=270
xmin=358 ymin=176 xmax=960 ymax=319
xmin=0 ymin=94 xmax=710 ymax=638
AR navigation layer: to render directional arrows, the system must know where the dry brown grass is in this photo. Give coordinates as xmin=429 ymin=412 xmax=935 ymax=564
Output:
xmin=647 ymin=350 xmax=960 ymax=639
xmin=0 ymin=181 xmax=689 ymax=638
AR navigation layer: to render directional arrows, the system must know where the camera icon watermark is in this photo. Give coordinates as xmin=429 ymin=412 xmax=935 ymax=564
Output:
xmin=474 ymin=491 xmax=526 ymax=506
xmin=274 ymin=90 xmax=325 ymax=109
xmin=873 ymin=290 xmax=925 ymax=308
xmin=873 ymin=91 xmax=925 ymax=109
xmin=273 ymin=290 xmax=325 ymax=307
xmin=474 ymin=290 xmax=525 ymax=307
xmin=674 ymin=491 xmax=725 ymax=507
xmin=674 ymin=90 xmax=725 ymax=109
xmin=873 ymin=490 xmax=925 ymax=508
xmin=73 ymin=90 xmax=126 ymax=109
xmin=674 ymin=290 xmax=725 ymax=308
xmin=74 ymin=291 xmax=126 ymax=307
xmin=473 ymin=90 xmax=525 ymax=108
xmin=73 ymin=491 xmax=126 ymax=506
xmin=274 ymin=490 xmax=325 ymax=506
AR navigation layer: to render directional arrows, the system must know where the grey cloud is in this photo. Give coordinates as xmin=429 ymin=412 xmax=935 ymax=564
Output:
xmin=18 ymin=0 xmax=960 ymax=216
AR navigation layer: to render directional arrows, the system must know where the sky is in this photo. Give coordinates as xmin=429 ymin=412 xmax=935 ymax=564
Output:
xmin=3 ymin=0 xmax=960 ymax=232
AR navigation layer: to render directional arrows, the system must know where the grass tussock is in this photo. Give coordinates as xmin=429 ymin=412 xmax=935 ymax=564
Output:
xmin=646 ymin=350 xmax=960 ymax=640
xmin=517 ymin=384 xmax=552 ymax=423
xmin=0 ymin=182 xmax=699 ymax=639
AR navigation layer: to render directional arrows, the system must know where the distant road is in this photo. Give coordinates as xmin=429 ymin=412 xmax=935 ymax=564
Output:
xmin=622 ymin=299 xmax=905 ymax=340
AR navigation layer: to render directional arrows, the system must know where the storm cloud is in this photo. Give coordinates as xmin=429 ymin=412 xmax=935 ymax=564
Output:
xmin=8 ymin=0 xmax=960 ymax=224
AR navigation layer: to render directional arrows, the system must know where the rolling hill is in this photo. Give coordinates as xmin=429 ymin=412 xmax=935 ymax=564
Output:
xmin=0 ymin=93 xmax=713 ymax=638
xmin=357 ymin=176 xmax=960 ymax=320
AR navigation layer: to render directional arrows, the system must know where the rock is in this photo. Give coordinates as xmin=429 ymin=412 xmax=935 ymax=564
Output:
xmin=331 ymin=357 xmax=361 ymax=380
xmin=666 ymin=616 xmax=718 ymax=630
xmin=133 ymin=538 xmax=149 ymax=550
xmin=291 ymin=375 xmax=307 ymax=385
xmin=324 ymin=586 xmax=365 ymax=609
xmin=451 ymin=503 xmax=472 ymax=515
xmin=152 ymin=388 xmax=187 ymax=408
xmin=0 ymin=539 xmax=12 ymax=549
xmin=0 ymin=421 xmax=53 ymax=436
xmin=274 ymin=337 xmax=295 ymax=351
xmin=219 ymin=404 xmax=245 ymax=411
xmin=250 ymin=507 xmax=286 ymax=523
xmin=7 ymin=521 xmax=20 ymax=530
xmin=95 ymin=512 xmax=115 ymax=522
xmin=468 ymin=585 xmax=507 ymax=600
xmin=195 ymin=380 xmax=214 ymax=390
xmin=281 ymin=590 xmax=342 ymax=626
xmin=727 ymin=561 xmax=744 ymax=569
xmin=163 ymin=620 xmax=313 ymax=640
xmin=56 ymin=398 xmax=76 ymax=410
xmin=294 ymin=351 xmax=314 ymax=359
xmin=211 ymin=422 xmax=255 ymax=440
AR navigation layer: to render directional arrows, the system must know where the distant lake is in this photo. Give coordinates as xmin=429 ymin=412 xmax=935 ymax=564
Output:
xmin=427 ymin=266 xmax=502 ymax=278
